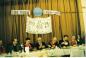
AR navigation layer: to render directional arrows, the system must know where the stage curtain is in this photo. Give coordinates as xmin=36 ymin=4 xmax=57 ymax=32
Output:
xmin=0 ymin=0 xmax=85 ymax=43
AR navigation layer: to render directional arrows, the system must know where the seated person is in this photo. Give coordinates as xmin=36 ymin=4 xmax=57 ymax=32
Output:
xmin=48 ymin=37 xmax=59 ymax=48
xmin=80 ymin=37 xmax=85 ymax=46
xmin=70 ymin=35 xmax=77 ymax=47
xmin=59 ymin=35 xmax=70 ymax=48
xmin=33 ymin=37 xmax=47 ymax=50
xmin=24 ymin=38 xmax=33 ymax=51
xmin=77 ymin=35 xmax=85 ymax=45
xmin=6 ymin=38 xmax=22 ymax=53
xmin=0 ymin=39 xmax=5 ymax=54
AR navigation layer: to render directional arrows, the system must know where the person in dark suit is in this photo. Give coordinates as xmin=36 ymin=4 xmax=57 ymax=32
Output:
xmin=59 ymin=35 xmax=70 ymax=48
xmin=24 ymin=38 xmax=33 ymax=51
xmin=11 ymin=38 xmax=22 ymax=52
xmin=48 ymin=37 xmax=59 ymax=48
xmin=0 ymin=39 xmax=5 ymax=54
xmin=33 ymin=37 xmax=47 ymax=50
xmin=77 ymin=35 xmax=85 ymax=45
xmin=5 ymin=38 xmax=22 ymax=53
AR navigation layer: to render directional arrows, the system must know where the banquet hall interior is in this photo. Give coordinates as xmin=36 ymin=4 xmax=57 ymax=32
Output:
xmin=0 ymin=0 xmax=86 ymax=57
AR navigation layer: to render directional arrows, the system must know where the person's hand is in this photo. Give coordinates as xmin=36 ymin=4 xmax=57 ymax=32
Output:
xmin=51 ymin=45 xmax=55 ymax=48
xmin=42 ymin=46 xmax=45 ymax=48
xmin=64 ymin=42 xmax=68 ymax=45
xmin=48 ymin=45 xmax=51 ymax=48
xmin=73 ymin=45 xmax=77 ymax=47
xmin=82 ymin=44 xmax=85 ymax=46
xmin=33 ymin=48 xmax=37 ymax=51
xmin=61 ymin=42 xmax=65 ymax=44
xmin=63 ymin=46 xmax=66 ymax=48
xmin=39 ymin=46 xmax=42 ymax=48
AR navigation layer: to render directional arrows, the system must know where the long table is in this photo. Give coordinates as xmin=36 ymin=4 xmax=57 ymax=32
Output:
xmin=0 ymin=45 xmax=85 ymax=57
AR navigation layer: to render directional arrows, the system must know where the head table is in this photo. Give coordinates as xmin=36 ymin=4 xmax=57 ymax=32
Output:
xmin=0 ymin=45 xmax=85 ymax=57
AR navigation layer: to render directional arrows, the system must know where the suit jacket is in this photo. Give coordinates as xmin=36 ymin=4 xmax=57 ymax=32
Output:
xmin=0 ymin=45 xmax=5 ymax=54
xmin=59 ymin=40 xmax=70 ymax=48
xmin=48 ymin=41 xmax=59 ymax=48
xmin=5 ymin=43 xmax=22 ymax=53
xmin=11 ymin=43 xmax=22 ymax=52
xmin=33 ymin=42 xmax=47 ymax=50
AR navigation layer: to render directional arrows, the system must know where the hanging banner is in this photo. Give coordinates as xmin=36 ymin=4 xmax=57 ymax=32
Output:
xmin=26 ymin=16 xmax=52 ymax=34
xmin=43 ymin=10 xmax=61 ymax=15
xmin=11 ymin=10 xmax=30 ymax=15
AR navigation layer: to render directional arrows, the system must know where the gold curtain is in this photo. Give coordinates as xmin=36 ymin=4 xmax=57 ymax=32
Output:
xmin=0 ymin=0 xmax=85 ymax=43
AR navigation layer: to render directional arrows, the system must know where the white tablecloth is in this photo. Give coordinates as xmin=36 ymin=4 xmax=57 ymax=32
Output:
xmin=0 ymin=46 xmax=85 ymax=57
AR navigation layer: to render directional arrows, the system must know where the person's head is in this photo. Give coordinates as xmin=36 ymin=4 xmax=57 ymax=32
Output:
xmin=71 ymin=35 xmax=76 ymax=41
xmin=77 ymin=35 xmax=80 ymax=39
xmin=12 ymin=38 xmax=18 ymax=45
xmin=37 ymin=37 xmax=42 ymax=43
xmin=51 ymin=37 xmax=57 ymax=43
xmin=25 ymin=38 xmax=31 ymax=44
xmin=0 ymin=40 xmax=2 ymax=45
xmin=63 ymin=35 xmax=69 ymax=41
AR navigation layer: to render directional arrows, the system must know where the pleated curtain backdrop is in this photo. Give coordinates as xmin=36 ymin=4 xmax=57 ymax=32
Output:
xmin=0 ymin=0 xmax=85 ymax=44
